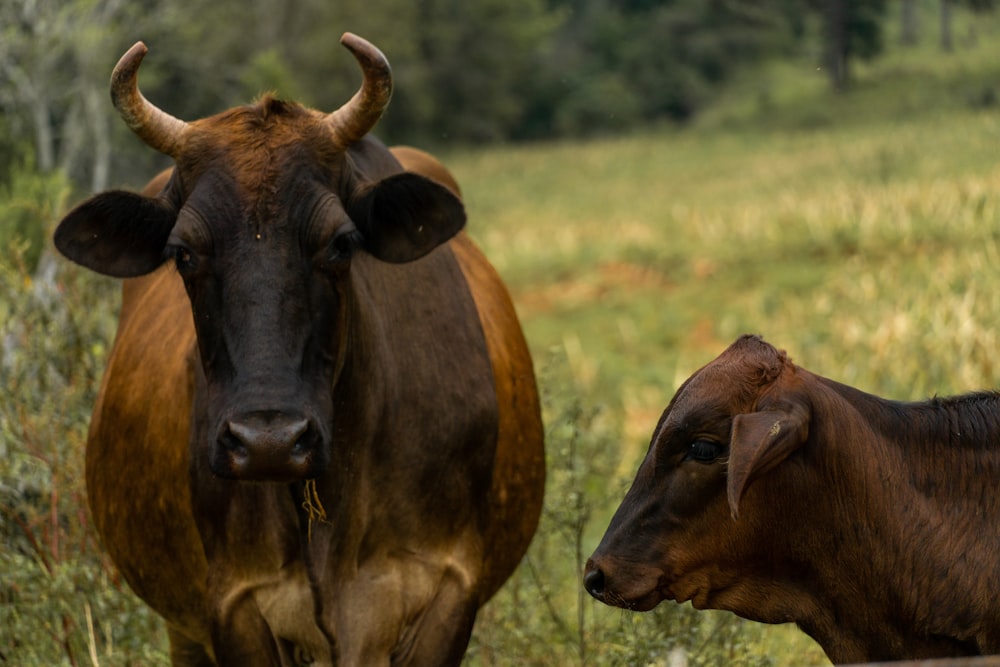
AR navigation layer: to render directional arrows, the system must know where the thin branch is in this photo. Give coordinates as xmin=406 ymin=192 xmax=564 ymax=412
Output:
xmin=0 ymin=504 xmax=53 ymax=575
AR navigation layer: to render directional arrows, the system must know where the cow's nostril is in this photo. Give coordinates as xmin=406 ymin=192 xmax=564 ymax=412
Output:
xmin=219 ymin=428 xmax=248 ymax=456
xmin=584 ymin=567 xmax=606 ymax=600
xmin=215 ymin=413 xmax=321 ymax=481
xmin=227 ymin=416 xmax=309 ymax=453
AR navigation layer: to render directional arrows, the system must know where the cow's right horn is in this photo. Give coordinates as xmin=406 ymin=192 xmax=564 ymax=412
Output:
xmin=325 ymin=33 xmax=393 ymax=148
xmin=111 ymin=42 xmax=190 ymax=157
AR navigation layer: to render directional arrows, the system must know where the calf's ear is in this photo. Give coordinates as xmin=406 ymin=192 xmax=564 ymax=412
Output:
xmin=349 ymin=172 xmax=466 ymax=263
xmin=727 ymin=399 xmax=810 ymax=520
xmin=54 ymin=191 xmax=177 ymax=278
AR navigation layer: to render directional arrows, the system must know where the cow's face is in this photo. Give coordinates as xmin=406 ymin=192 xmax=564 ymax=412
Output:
xmin=54 ymin=36 xmax=465 ymax=482
xmin=584 ymin=335 xmax=811 ymax=613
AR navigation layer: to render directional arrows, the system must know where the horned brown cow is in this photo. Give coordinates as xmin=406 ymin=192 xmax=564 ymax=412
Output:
xmin=54 ymin=34 xmax=544 ymax=666
xmin=585 ymin=334 xmax=1000 ymax=664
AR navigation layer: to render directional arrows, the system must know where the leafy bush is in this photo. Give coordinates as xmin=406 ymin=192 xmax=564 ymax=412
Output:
xmin=1 ymin=223 xmax=169 ymax=663
xmin=0 ymin=162 xmax=71 ymax=274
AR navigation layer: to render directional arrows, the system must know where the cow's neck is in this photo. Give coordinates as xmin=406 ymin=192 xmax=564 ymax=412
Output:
xmin=790 ymin=378 xmax=1000 ymax=660
xmin=821 ymin=378 xmax=1000 ymax=514
xmin=306 ymin=262 xmax=398 ymax=554
xmin=306 ymin=246 xmax=496 ymax=558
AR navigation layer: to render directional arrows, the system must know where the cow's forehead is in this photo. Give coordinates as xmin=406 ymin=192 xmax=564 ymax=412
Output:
xmin=667 ymin=366 xmax=746 ymax=425
xmin=666 ymin=338 xmax=790 ymax=423
xmin=179 ymin=98 xmax=339 ymax=196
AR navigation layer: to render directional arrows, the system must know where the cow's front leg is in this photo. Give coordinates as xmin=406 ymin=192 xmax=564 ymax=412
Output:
xmin=166 ymin=625 xmax=215 ymax=667
xmin=210 ymin=588 xmax=284 ymax=667
xmin=391 ymin=568 xmax=480 ymax=666
xmin=321 ymin=548 xmax=481 ymax=667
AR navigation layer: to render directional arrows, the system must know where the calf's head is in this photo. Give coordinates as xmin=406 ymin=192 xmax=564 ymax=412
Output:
xmin=54 ymin=35 xmax=465 ymax=481
xmin=585 ymin=335 xmax=812 ymax=614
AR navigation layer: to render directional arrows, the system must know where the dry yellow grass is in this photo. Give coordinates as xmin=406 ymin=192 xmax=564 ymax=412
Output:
xmin=454 ymin=107 xmax=1000 ymax=666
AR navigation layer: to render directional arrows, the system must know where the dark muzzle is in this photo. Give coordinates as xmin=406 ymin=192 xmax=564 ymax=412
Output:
xmin=583 ymin=561 xmax=608 ymax=601
xmin=213 ymin=409 xmax=326 ymax=481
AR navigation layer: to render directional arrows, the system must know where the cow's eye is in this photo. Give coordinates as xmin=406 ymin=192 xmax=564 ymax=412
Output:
xmin=166 ymin=244 xmax=197 ymax=274
xmin=685 ymin=439 xmax=722 ymax=463
xmin=328 ymin=226 xmax=361 ymax=264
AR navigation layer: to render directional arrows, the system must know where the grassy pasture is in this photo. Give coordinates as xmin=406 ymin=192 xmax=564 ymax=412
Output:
xmin=461 ymin=111 xmax=1000 ymax=404
xmin=454 ymin=61 xmax=1000 ymax=667
xmin=4 ymin=15 xmax=1000 ymax=664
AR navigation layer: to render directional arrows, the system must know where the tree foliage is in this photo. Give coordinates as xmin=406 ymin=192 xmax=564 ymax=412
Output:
xmin=0 ymin=0 xmax=176 ymax=190
xmin=5 ymin=0 xmax=994 ymax=192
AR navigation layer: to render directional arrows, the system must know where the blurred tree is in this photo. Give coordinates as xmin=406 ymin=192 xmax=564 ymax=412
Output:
xmin=812 ymin=0 xmax=887 ymax=92
xmin=91 ymin=1 xmax=320 ymax=184
xmin=95 ymin=1 xmax=563 ymax=147
xmin=384 ymin=0 xmax=562 ymax=145
xmin=941 ymin=0 xmax=954 ymax=50
xmin=898 ymin=0 xmax=995 ymax=50
xmin=531 ymin=0 xmax=802 ymax=136
xmin=940 ymin=0 xmax=997 ymax=51
xmin=3 ymin=0 xmax=956 ymax=188
xmin=901 ymin=0 xmax=919 ymax=45
xmin=0 ymin=0 xmax=182 ymax=190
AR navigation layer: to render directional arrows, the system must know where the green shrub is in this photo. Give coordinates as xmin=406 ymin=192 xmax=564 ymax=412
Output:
xmin=1 ymin=236 xmax=169 ymax=664
xmin=0 ymin=161 xmax=71 ymax=274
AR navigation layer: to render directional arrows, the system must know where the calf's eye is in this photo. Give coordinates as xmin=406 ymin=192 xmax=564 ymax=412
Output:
xmin=686 ymin=439 xmax=722 ymax=463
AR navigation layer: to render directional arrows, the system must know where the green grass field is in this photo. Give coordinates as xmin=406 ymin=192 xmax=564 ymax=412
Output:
xmin=450 ymin=23 xmax=1000 ymax=665
xmin=3 ymin=11 xmax=1000 ymax=665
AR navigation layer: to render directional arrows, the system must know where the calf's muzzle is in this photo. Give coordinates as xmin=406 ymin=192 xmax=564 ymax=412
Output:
xmin=583 ymin=562 xmax=608 ymax=601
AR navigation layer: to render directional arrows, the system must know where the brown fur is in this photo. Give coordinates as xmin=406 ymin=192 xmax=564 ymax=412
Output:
xmin=586 ymin=334 xmax=1000 ymax=664
xmin=61 ymin=99 xmax=542 ymax=665
xmin=392 ymin=148 xmax=544 ymax=603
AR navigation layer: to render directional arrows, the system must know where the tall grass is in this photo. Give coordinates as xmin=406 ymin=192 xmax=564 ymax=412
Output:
xmin=453 ymin=20 xmax=1000 ymax=663
xmin=4 ymin=12 xmax=1000 ymax=664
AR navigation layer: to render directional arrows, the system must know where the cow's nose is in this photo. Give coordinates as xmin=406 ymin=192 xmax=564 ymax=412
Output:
xmin=216 ymin=411 xmax=321 ymax=481
xmin=583 ymin=564 xmax=606 ymax=601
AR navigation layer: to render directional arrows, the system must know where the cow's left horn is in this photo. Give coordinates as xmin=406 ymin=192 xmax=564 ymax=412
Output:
xmin=111 ymin=41 xmax=190 ymax=157
xmin=326 ymin=33 xmax=392 ymax=147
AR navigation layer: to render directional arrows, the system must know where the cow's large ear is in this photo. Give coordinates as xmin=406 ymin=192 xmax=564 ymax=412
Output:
xmin=350 ymin=172 xmax=466 ymax=263
xmin=54 ymin=191 xmax=177 ymax=278
xmin=727 ymin=399 xmax=810 ymax=520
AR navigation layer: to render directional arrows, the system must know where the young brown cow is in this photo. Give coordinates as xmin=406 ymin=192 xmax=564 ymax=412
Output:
xmin=585 ymin=334 xmax=1000 ymax=663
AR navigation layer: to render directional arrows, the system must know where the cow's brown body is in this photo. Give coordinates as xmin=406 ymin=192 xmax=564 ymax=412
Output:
xmin=57 ymin=36 xmax=543 ymax=666
xmin=585 ymin=335 xmax=1000 ymax=664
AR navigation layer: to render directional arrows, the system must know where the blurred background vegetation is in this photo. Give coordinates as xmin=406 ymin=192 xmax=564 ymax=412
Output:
xmin=3 ymin=0 xmax=1000 ymax=664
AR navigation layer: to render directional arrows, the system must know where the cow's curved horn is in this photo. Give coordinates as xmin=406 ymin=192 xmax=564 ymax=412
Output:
xmin=111 ymin=41 xmax=190 ymax=157
xmin=326 ymin=33 xmax=392 ymax=147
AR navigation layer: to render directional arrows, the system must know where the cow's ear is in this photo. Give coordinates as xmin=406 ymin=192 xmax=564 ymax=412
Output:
xmin=54 ymin=191 xmax=177 ymax=278
xmin=350 ymin=172 xmax=466 ymax=263
xmin=727 ymin=399 xmax=810 ymax=520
